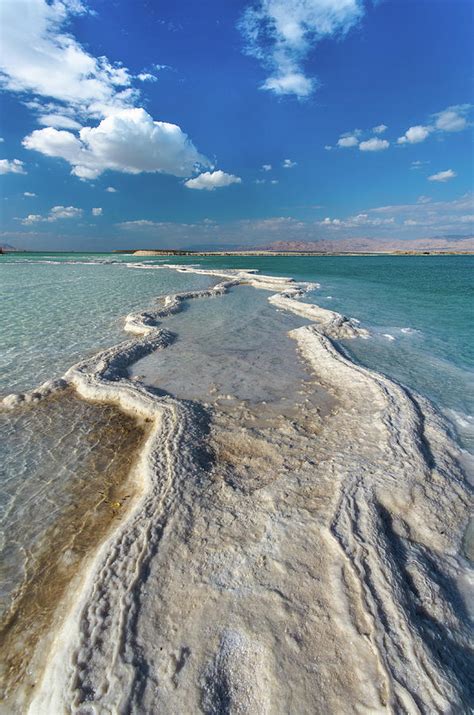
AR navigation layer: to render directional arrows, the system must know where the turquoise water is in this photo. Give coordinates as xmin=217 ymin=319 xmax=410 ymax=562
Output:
xmin=1 ymin=252 xmax=473 ymax=450
xmin=0 ymin=257 xmax=214 ymax=393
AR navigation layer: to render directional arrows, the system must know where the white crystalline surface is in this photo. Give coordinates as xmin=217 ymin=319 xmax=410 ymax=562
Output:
xmin=0 ymin=263 xmax=472 ymax=714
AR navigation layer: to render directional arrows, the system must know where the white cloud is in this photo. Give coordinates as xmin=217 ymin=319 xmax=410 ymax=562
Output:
xmin=410 ymin=160 xmax=429 ymax=170
xmin=184 ymin=170 xmax=242 ymax=191
xmin=359 ymin=137 xmax=389 ymax=152
xmin=92 ymin=207 xmax=103 ymax=216
xmin=255 ymin=178 xmax=266 ymax=184
xmin=368 ymin=193 xmax=472 ymax=215
xmin=337 ymin=134 xmax=359 ymax=148
xmin=397 ymin=105 xmax=471 ymax=148
xmin=24 ymin=191 xmax=36 ymax=197
xmin=50 ymin=205 xmax=82 ymax=219
xmin=119 ymin=220 xmax=161 ymax=230
xmin=324 ymin=145 xmax=332 ymax=151
xmin=20 ymin=205 xmax=83 ymax=224
xmin=283 ymin=158 xmax=297 ymax=168
xmin=239 ymin=0 xmax=365 ymax=98
xmin=1 ymin=0 xmax=231 ymax=187
xmin=105 ymin=186 xmax=117 ymax=192
xmin=118 ymin=218 xmax=222 ymax=232
xmin=0 ymin=137 xmax=4 ymax=142
xmin=23 ymin=107 xmax=210 ymax=180
xmin=0 ymin=159 xmax=26 ymax=175
xmin=262 ymin=72 xmax=315 ymax=97
xmin=433 ymin=105 xmax=471 ymax=132
xmin=137 ymin=73 xmax=158 ymax=83
xmin=320 ymin=213 xmax=395 ymax=228
xmin=428 ymin=169 xmax=456 ymax=183
xmin=397 ymin=125 xmax=431 ymax=144
xmin=38 ymin=113 xmax=82 ymax=130
xmin=372 ymin=124 xmax=387 ymax=134
xmin=262 ymin=164 xmax=272 ymax=171
xmin=0 ymin=0 xmax=137 ymax=122
xmin=270 ymin=179 xmax=279 ymax=184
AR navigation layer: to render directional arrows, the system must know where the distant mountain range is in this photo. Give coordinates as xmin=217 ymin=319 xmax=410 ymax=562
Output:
xmin=0 ymin=243 xmax=20 ymax=252
xmin=257 ymin=235 xmax=474 ymax=253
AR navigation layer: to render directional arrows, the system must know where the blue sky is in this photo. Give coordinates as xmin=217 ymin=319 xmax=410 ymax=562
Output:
xmin=0 ymin=0 xmax=473 ymax=250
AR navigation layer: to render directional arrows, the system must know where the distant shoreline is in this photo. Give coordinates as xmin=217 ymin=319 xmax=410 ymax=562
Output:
xmin=2 ymin=249 xmax=473 ymax=256
xmin=116 ymin=249 xmax=474 ymax=256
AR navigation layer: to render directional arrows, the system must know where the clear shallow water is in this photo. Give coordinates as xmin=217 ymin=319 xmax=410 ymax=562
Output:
xmin=0 ymin=390 xmax=145 ymax=697
xmin=0 ymin=257 xmax=214 ymax=394
xmin=0 ymin=391 xmax=142 ymax=612
xmin=130 ymin=285 xmax=331 ymax=411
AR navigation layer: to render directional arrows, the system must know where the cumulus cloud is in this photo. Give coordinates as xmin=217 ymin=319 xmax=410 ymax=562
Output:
xmin=92 ymin=207 xmax=103 ymax=216
xmin=359 ymin=137 xmax=389 ymax=152
xmin=0 ymin=159 xmax=26 ymax=175
xmin=239 ymin=0 xmax=365 ymax=98
xmin=20 ymin=205 xmax=83 ymax=224
xmin=337 ymin=134 xmax=359 ymax=148
xmin=397 ymin=125 xmax=431 ymax=144
xmin=23 ymin=107 xmax=210 ymax=180
xmin=433 ymin=105 xmax=471 ymax=132
xmin=1 ymin=1 xmax=233 ymax=186
xmin=0 ymin=0 xmax=137 ymax=122
xmin=24 ymin=191 xmax=36 ymax=197
xmin=263 ymin=73 xmax=314 ymax=97
xmin=137 ymin=73 xmax=158 ymax=83
xmin=105 ymin=186 xmax=117 ymax=192
xmin=184 ymin=170 xmax=242 ymax=190
xmin=270 ymin=179 xmax=279 ymax=184
xmin=282 ymin=158 xmax=297 ymax=168
xmin=428 ymin=169 xmax=456 ymax=183
xmin=397 ymin=105 xmax=471 ymax=147
xmin=333 ymin=106 xmax=470 ymax=153
xmin=262 ymin=164 xmax=272 ymax=171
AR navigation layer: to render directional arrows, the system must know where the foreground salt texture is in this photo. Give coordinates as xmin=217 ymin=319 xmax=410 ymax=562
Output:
xmin=1 ymin=266 xmax=472 ymax=714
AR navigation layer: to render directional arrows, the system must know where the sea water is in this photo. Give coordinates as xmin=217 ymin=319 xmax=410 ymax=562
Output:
xmin=0 ymin=256 xmax=216 ymax=394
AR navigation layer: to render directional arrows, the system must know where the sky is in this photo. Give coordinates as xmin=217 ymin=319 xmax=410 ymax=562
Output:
xmin=0 ymin=0 xmax=473 ymax=251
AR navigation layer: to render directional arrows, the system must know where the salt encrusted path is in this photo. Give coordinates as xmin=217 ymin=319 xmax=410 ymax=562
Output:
xmin=2 ymin=266 xmax=472 ymax=714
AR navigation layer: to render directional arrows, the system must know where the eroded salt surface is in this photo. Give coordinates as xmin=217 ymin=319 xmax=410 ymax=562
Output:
xmin=1 ymin=265 xmax=472 ymax=714
xmin=129 ymin=285 xmax=324 ymax=405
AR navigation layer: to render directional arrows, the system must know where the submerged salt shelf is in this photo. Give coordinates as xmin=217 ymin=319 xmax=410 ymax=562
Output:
xmin=0 ymin=260 xmax=216 ymax=394
xmin=130 ymin=285 xmax=323 ymax=405
xmin=0 ymin=260 xmax=472 ymax=714
xmin=0 ymin=390 xmax=145 ymax=706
